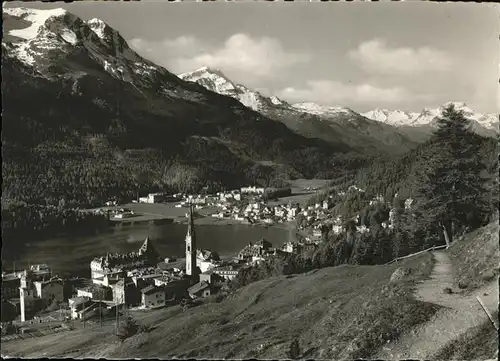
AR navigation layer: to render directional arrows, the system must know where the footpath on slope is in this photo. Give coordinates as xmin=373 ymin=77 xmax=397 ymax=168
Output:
xmin=375 ymin=250 xmax=498 ymax=360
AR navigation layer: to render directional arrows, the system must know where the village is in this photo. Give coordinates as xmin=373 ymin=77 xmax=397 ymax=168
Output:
xmin=94 ymin=184 xmax=330 ymax=233
xmin=1 ymin=182 xmax=411 ymax=341
xmin=0 ymin=198 xmax=325 ymax=341
xmin=102 ymin=185 xmax=303 ymax=226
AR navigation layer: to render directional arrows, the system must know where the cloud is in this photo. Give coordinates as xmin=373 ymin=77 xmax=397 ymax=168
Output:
xmin=278 ymin=80 xmax=416 ymax=105
xmin=348 ymin=39 xmax=453 ymax=75
xmin=129 ymin=33 xmax=309 ymax=81
xmin=130 ymin=35 xmax=204 ymax=58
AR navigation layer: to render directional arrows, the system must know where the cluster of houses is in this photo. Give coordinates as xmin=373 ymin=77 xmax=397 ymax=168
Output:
xmin=298 ymin=186 xmax=416 ymax=239
xmin=211 ymin=200 xmax=302 ymax=225
xmin=1 ymin=264 xmax=82 ymax=323
xmin=2 ymin=203 xmax=333 ymax=327
xmin=93 ymin=207 xmax=135 ymax=219
xmin=138 ymin=193 xmax=179 ymax=204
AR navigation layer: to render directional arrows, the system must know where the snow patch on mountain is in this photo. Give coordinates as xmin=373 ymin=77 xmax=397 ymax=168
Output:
xmin=133 ymin=62 xmax=157 ymax=77
xmin=104 ymin=60 xmax=126 ymax=79
xmin=4 ymin=7 xmax=67 ymax=40
xmin=60 ymin=29 xmax=77 ymax=45
xmin=87 ymin=18 xmax=107 ymax=40
xmin=3 ymin=7 xmax=73 ymax=66
xmin=270 ymin=96 xmax=284 ymax=105
xmin=292 ymin=102 xmax=353 ymax=116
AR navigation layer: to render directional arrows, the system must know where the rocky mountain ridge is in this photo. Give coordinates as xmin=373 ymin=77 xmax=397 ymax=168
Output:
xmin=180 ymin=67 xmax=498 ymax=143
xmin=362 ymin=102 xmax=498 ymax=137
xmin=180 ymin=67 xmax=418 ymax=155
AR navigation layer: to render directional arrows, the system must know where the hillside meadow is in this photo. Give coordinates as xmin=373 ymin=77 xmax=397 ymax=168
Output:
xmin=1 ymin=252 xmax=439 ymax=359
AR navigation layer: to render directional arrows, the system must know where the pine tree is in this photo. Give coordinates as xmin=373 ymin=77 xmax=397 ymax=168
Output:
xmin=413 ymin=104 xmax=490 ymax=246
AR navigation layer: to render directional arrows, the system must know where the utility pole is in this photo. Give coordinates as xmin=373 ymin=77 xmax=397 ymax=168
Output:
xmin=116 ymin=294 xmax=120 ymax=336
xmin=99 ymin=291 xmax=102 ymax=327
xmin=123 ymin=276 xmax=127 ymax=319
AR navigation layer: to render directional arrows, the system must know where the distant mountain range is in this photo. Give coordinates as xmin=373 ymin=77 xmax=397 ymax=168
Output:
xmin=2 ymin=7 xmax=497 ymax=206
xmin=362 ymin=103 xmax=498 ymax=141
xmin=180 ymin=68 xmax=418 ymax=155
xmin=180 ymin=68 xmax=498 ymax=144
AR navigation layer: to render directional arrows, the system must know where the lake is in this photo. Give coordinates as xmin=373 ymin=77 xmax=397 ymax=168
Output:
xmin=2 ymin=222 xmax=296 ymax=278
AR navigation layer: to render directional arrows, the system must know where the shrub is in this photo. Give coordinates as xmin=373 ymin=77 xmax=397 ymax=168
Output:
xmin=289 ymin=338 xmax=301 ymax=359
xmin=138 ymin=323 xmax=153 ymax=333
xmin=116 ymin=316 xmax=139 ymax=342
xmin=215 ymin=293 xmax=227 ymax=303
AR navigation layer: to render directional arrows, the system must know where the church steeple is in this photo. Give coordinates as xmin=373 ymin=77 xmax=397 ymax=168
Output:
xmin=185 ymin=203 xmax=197 ymax=276
xmin=138 ymin=236 xmax=159 ymax=263
xmin=187 ymin=204 xmax=195 ymax=239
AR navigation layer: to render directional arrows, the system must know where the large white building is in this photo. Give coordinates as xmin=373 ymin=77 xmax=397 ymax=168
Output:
xmin=241 ymin=186 xmax=265 ymax=194
xmin=18 ymin=265 xmax=56 ymax=322
xmin=90 ymin=237 xmax=160 ymax=285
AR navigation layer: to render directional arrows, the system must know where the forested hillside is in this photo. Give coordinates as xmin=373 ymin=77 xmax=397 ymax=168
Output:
xmin=1 ymin=8 xmax=367 ymax=239
xmin=234 ymin=105 xmax=498 ymax=288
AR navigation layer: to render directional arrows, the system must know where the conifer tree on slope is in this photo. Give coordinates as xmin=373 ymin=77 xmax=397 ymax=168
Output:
xmin=414 ymin=104 xmax=490 ymax=246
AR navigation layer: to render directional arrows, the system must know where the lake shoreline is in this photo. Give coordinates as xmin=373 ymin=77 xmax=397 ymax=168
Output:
xmin=2 ymin=219 xmax=296 ymax=278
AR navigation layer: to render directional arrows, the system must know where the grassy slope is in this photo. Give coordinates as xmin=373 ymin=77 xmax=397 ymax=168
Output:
xmin=431 ymin=311 xmax=499 ymax=360
xmin=1 ymin=253 xmax=439 ymax=359
xmin=448 ymin=218 xmax=500 ymax=291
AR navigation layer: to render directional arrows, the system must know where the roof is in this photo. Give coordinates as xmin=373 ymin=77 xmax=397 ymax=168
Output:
xmin=138 ymin=273 xmax=164 ymax=280
xmin=69 ymin=296 xmax=90 ymax=306
xmin=140 ymin=285 xmax=163 ymax=295
xmin=255 ymin=238 xmax=272 ymax=248
xmin=34 ymin=278 xmax=63 ymax=286
xmin=78 ymin=303 xmax=99 ymax=314
xmin=2 ymin=274 xmax=20 ymax=282
xmin=138 ymin=237 xmax=160 ymax=260
xmin=78 ymin=284 xmax=107 ymax=292
xmin=187 ymin=281 xmax=210 ymax=294
xmin=197 ymin=249 xmax=220 ymax=261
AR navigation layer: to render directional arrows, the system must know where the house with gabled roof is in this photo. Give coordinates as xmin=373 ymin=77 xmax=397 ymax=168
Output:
xmin=140 ymin=285 xmax=165 ymax=309
xmin=187 ymin=281 xmax=211 ymax=299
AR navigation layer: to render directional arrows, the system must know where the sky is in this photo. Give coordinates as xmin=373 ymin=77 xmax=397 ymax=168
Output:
xmin=5 ymin=1 xmax=500 ymax=114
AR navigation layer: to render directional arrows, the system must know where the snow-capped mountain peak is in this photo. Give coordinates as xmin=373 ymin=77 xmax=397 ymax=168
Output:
xmin=361 ymin=108 xmax=420 ymax=127
xmin=179 ymin=66 xmax=284 ymax=111
xmin=362 ymin=102 xmax=498 ymax=136
xmin=270 ymin=96 xmax=284 ymax=105
xmin=179 ymin=66 xmax=239 ymax=94
xmin=3 ymin=7 xmax=77 ymax=66
xmin=87 ymin=18 xmax=108 ymax=40
xmin=3 ymin=7 xmax=151 ymax=84
xmin=4 ymin=7 xmax=67 ymax=40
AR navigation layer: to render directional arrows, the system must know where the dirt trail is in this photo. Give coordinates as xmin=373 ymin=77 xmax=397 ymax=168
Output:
xmin=375 ymin=251 xmax=498 ymax=360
